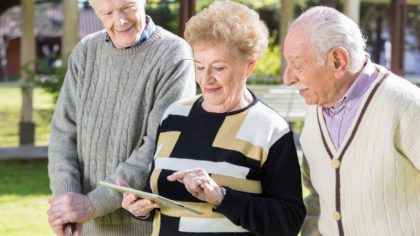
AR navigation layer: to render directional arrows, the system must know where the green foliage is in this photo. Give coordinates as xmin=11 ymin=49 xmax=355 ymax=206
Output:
xmin=0 ymin=160 xmax=53 ymax=236
xmin=248 ymin=35 xmax=281 ymax=85
xmin=33 ymin=59 xmax=67 ymax=103
xmin=147 ymin=2 xmax=178 ymax=34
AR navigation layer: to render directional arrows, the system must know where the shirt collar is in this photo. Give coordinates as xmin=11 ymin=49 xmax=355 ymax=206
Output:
xmin=324 ymin=57 xmax=376 ymax=114
xmin=340 ymin=57 xmax=376 ymax=104
xmin=105 ymin=15 xmax=156 ymax=49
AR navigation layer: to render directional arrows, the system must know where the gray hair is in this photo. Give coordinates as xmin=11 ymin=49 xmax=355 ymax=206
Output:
xmin=289 ymin=6 xmax=366 ymax=74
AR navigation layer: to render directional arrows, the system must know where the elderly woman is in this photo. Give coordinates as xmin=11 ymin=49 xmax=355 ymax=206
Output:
xmin=121 ymin=1 xmax=305 ymax=235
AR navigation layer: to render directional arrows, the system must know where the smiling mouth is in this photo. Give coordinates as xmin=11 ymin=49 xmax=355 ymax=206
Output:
xmin=204 ymin=87 xmax=220 ymax=94
xmin=115 ymin=25 xmax=133 ymax=33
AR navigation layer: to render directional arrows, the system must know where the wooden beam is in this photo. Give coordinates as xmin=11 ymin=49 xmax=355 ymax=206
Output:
xmin=390 ymin=0 xmax=407 ymax=76
xmin=179 ymin=0 xmax=195 ymax=37
xmin=324 ymin=0 xmax=337 ymax=8
xmin=62 ymin=0 xmax=79 ymax=65
xmin=280 ymin=0 xmax=293 ymax=78
xmin=0 ymin=146 xmax=48 ymax=160
xmin=19 ymin=0 xmax=35 ymax=146
xmin=373 ymin=16 xmax=383 ymax=63
xmin=344 ymin=0 xmax=361 ymax=24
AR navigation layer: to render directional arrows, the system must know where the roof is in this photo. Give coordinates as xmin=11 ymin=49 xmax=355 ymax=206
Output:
xmin=0 ymin=2 xmax=103 ymax=40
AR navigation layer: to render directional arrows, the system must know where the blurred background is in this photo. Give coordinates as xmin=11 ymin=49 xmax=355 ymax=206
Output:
xmin=0 ymin=0 xmax=419 ymax=235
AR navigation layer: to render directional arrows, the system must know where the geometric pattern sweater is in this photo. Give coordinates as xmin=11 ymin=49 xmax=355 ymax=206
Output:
xmin=48 ymin=26 xmax=196 ymax=236
xmin=300 ymin=65 xmax=420 ymax=236
xmin=144 ymin=94 xmax=306 ymax=236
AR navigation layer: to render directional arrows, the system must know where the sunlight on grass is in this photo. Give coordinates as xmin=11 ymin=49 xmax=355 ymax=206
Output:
xmin=0 ymin=87 xmax=54 ymax=147
xmin=0 ymin=195 xmax=54 ymax=236
xmin=0 ymin=160 xmax=53 ymax=236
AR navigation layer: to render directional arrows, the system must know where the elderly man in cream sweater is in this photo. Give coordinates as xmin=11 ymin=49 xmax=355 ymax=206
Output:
xmin=283 ymin=6 xmax=420 ymax=236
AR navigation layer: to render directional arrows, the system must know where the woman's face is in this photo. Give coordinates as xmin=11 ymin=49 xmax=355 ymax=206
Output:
xmin=193 ymin=42 xmax=255 ymax=113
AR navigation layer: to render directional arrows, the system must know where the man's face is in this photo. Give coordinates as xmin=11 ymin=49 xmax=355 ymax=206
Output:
xmin=91 ymin=0 xmax=146 ymax=48
xmin=283 ymin=28 xmax=339 ymax=107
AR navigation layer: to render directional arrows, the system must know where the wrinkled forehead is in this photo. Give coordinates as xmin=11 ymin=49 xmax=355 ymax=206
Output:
xmin=284 ymin=28 xmax=309 ymax=56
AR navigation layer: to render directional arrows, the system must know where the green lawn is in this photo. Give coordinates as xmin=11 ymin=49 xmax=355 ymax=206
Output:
xmin=0 ymin=160 xmax=54 ymax=236
xmin=0 ymin=86 xmax=55 ymax=235
xmin=0 ymin=87 xmax=54 ymax=147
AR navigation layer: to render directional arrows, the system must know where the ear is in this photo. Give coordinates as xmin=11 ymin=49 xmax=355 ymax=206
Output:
xmin=245 ymin=60 xmax=257 ymax=78
xmin=328 ymin=47 xmax=349 ymax=78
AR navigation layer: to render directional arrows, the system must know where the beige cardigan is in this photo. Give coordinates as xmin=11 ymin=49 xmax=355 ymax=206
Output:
xmin=300 ymin=66 xmax=420 ymax=236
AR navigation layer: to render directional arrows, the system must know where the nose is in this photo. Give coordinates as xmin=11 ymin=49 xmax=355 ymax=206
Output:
xmin=119 ymin=17 xmax=127 ymax=26
xmin=197 ymin=67 xmax=215 ymax=85
xmin=114 ymin=11 xmax=127 ymax=27
xmin=283 ymin=66 xmax=298 ymax=86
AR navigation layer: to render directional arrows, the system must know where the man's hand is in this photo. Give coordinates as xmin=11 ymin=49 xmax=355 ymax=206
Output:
xmin=47 ymin=193 xmax=99 ymax=235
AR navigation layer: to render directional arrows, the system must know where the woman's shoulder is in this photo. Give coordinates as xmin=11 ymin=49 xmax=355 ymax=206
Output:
xmin=160 ymin=95 xmax=200 ymax=122
xmin=245 ymin=99 xmax=290 ymax=133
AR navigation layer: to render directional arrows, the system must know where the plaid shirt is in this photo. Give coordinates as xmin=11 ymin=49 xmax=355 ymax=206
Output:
xmin=105 ymin=15 xmax=156 ymax=49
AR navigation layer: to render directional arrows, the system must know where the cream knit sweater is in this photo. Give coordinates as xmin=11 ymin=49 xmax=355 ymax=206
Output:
xmin=300 ymin=65 xmax=420 ymax=236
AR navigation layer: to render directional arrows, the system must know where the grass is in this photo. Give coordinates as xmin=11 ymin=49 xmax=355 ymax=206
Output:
xmin=0 ymin=86 xmax=55 ymax=235
xmin=0 ymin=87 xmax=54 ymax=147
xmin=0 ymin=160 xmax=54 ymax=236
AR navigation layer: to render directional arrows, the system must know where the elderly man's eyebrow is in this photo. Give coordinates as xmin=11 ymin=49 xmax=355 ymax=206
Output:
xmin=98 ymin=1 xmax=135 ymax=14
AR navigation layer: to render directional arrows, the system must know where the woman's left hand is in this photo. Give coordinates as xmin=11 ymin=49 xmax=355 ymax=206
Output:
xmin=167 ymin=168 xmax=225 ymax=205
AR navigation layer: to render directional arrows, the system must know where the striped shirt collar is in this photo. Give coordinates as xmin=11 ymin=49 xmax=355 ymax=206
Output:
xmin=105 ymin=15 xmax=156 ymax=49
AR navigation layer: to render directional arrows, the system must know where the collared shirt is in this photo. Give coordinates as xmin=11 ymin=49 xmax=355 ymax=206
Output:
xmin=323 ymin=58 xmax=377 ymax=149
xmin=105 ymin=15 xmax=156 ymax=49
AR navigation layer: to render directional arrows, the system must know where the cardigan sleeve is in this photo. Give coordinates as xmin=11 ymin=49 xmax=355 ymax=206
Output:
xmin=300 ymin=155 xmax=322 ymax=236
xmin=214 ymin=131 xmax=306 ymax=236
xmin=394 ymin=88 xmax=420 ymax=171
xmin=48 ymin=43 xmax=82 ymax=195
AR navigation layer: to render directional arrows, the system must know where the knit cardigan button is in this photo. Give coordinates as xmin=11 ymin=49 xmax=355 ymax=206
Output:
xmin=331 ymin=159 xmax=341 ymax=169
xmin=332 ymin=211 xmax=341 ymax=221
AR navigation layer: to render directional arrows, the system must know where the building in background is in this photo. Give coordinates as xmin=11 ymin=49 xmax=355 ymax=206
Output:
xmin=0 ymin=2 xmax=102 ymax=80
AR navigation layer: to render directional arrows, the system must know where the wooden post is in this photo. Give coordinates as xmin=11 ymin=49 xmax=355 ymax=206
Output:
xmin=62 ymin=0 xmax=79 ymax=65
xmin=324 ymin=0 xmax=336 ymax=8
xmin=343 ymin=0 xmax=361 ymax=24
xmin=19 ymin=0 xmax=35 ymax=145
xmin=280 ymin=0 xmax=293 ymax=78
xmin=390 ymin=0 xmax=406 ymax=76
xmin=179 ymin=0 xmax=195 ymax=37
xmin=373 ymin=17 xmax=383 ymax=64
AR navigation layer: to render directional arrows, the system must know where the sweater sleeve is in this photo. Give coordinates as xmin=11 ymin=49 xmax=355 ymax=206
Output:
xmin=87 ymin=50 xmax=196 ymax=216
xmin=394 ymin=87 xmax=420 ymax=171
xmin=48 ymin=43 xmax=82 ymax=195
xmin=300 ymin=155 xmax=322 ymax=236
xmin=214 ymin=131 xmax=306 ymax=236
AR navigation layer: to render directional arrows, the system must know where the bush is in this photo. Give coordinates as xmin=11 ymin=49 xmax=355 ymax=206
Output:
xmin=21 ymin=58 xmax=66 ymax=104
xmin=249 ymin=34 xmax=281 ymax=85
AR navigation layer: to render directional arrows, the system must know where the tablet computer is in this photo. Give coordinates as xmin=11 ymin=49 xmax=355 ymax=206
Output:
xmin=99 ymin=181 xmax=203 ymax=215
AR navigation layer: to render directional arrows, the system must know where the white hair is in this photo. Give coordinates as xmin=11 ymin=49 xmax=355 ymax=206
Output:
xmin=289 ymin=6 xmax=367 ymax=74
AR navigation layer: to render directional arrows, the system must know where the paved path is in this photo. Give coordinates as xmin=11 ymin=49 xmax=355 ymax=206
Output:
xmin=0 ymin=146 xmax=48 ymax=160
